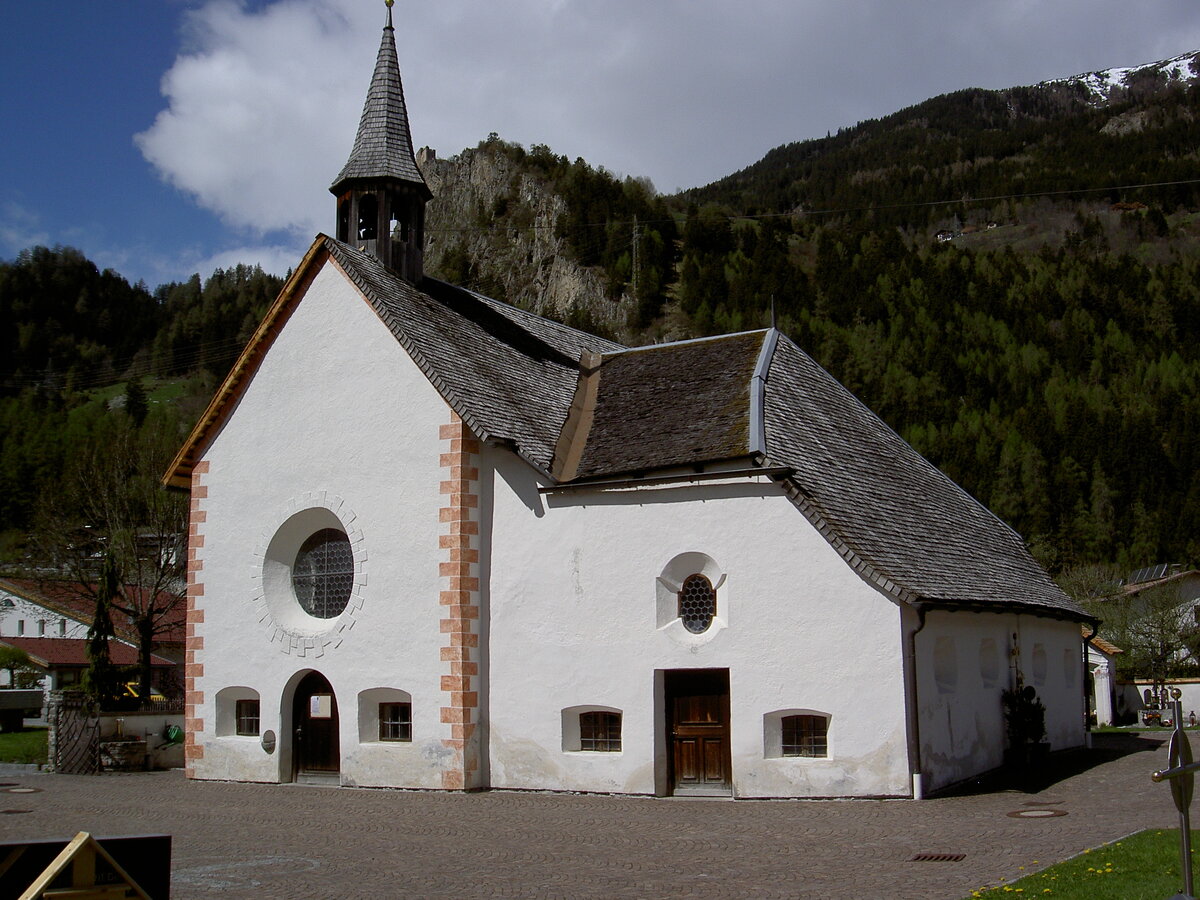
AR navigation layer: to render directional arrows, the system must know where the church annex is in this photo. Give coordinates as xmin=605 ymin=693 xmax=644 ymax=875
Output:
xmin=164 ymin=6 xmax=1092 ymax=798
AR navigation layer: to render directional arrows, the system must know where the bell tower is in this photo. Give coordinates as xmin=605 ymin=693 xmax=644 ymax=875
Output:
xmin=330 ymin=0 xmax=431 ymax=282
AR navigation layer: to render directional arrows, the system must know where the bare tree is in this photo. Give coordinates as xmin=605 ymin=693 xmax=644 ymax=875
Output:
xmin=32 ymin=419 xmax=186 ymax=702
xmin=1062 ymin=563 xmax=1198 ymax=703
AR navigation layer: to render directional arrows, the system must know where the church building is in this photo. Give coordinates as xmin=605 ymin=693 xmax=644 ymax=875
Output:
xmin=164 ymin=5 xmax=1093 ymax=798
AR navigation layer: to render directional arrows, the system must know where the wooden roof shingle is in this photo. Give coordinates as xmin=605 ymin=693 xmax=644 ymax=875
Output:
xmin=165 ymin=236 xmax=1086 ymax=622
xmin=330 ymin=14 xmax=429 ymax=197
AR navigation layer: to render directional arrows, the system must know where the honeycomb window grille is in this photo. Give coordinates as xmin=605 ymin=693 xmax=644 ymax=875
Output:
xmin=678 ymin=574 xmax=716 ymax=634
xmin=292 ymin=528 xmax=355 ymax=618
xmin=781 ymin=714 xmax=828 ymax=758
xmin=579 ymin=711 xmax=622 ymax=752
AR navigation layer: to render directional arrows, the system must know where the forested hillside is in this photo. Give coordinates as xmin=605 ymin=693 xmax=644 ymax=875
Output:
xmin=3 ymin=59 xmax=1199 ymax=575
xmin=0 ymin=247 xmax=283 ymax=552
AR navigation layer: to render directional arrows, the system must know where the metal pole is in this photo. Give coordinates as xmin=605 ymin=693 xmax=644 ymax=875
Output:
xmin=1179 ymin=696 xmax=1194 ymax=898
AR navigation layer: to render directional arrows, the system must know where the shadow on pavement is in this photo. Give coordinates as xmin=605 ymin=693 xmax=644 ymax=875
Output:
xmin=933 ymin=731 xmax=1168 ymax=798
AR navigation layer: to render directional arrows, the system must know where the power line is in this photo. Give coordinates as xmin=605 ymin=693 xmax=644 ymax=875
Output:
xmin=427 ymin=175 xmax=1200 ymax=236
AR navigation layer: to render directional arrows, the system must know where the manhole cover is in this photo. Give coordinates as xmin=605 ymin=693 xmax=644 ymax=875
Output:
xmin=0 ymin=809 xmax=31 ymax=815
xmin=910 ymin=852 xmax=966 ymax=862
xmin=1007 ymin=808 xmax=1068 ymax=818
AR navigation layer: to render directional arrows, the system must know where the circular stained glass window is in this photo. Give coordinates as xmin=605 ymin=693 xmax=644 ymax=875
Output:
xmin=292 ymin=528 xmax=354 ymax=618
xmin=678 ymin=574 xmax=716 ymax=634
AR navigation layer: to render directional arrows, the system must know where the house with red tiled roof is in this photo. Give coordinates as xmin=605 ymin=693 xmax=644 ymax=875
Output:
xmin=0 ymin=577 xmax=184 ymax=697
xmin=0 ymin=636 xmax=175 ymax=694
xmin=161 ymin=5 xmax=1094 ymax=798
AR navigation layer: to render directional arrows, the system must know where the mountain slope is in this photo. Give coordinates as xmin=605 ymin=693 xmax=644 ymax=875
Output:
xmin=686 ymin=50 xmax=1200 ymax=229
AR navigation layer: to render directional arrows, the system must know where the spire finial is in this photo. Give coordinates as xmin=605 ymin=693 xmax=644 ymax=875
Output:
xmin=385 ymin=0 xmax=394 ymax=29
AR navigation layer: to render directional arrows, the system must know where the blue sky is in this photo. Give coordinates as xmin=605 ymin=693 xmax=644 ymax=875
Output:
xmin=4 ymin=1 xmax=1200 ymax=290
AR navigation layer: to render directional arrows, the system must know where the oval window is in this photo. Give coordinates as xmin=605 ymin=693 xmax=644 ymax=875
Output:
xmin=678 ymin=574 xmax=716 ymax=634
xmin=293 ymin=528 xmax=354 ymax=618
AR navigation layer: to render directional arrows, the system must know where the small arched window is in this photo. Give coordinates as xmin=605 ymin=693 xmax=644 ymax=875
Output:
xmin=678 ymin=574 xmax=716 ymax=634
xmin=579 ymin=711 xmax=622 ymax=752
xmin=781 ymin=714 xmax=828 ymax=758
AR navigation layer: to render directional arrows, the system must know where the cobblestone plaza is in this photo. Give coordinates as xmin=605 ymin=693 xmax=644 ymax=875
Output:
xmin=0 ymin=733 xmax=1181 ymax=899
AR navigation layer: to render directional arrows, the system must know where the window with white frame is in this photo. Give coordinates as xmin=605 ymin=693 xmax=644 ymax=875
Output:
xmin=215 ymin=686 xmax=261 ymax=737
xmin=561 ymin=706 xmax=623 ymax=753
xmin=764 ymin=709 xmax=832 ymax=759
xmin=358 ymin=688 xmax=412 ymax=744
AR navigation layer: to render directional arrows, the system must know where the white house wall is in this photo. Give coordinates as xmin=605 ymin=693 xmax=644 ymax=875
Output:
xmin=483 ymin=450 xmax=912 ymax=798
xmin=189 ymin=262 xmax=453 ymax=788
xmin=0 ymin=594 xmax=85 ymax=640
xmin=916 ymin=610 xmax=1085 ymax=792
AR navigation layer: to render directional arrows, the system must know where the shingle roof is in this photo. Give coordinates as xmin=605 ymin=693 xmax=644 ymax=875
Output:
xmin=330 ymin=15 xmax=429 ymax=196
xmin=556 ymin=331 xmax=764 ymax=481
xmin=166 ymin=237 xmax=1085 ymax=621
xmin=327 ymin=239 xmax=622 ymax=473
xmin=1088 ymin=633 xmax=1123 ymax=655
xmin=0 ymin=577 xmax=185 ymax=646
xmin=761 ymin=335 xmax=1083 ymax=616
xmin=0 ymin=637 xmax=174 ymax=668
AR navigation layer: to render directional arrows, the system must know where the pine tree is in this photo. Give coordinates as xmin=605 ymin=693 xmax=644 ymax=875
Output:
xmin=83 ymin=551 xmax=121 ymax=706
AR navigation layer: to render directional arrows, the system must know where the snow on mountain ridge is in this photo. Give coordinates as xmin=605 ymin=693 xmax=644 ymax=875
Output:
xmin=1042 ymin=50 xmax=1200 ymax=105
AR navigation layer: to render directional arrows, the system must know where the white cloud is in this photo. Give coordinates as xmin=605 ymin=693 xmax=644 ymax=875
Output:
xmin=136 ymin=0 xmax=369 ymax=240
xmin=191 ymin=242 xmax=304 ymax=280
xmin=0 ymin=200 xmax=50 ymax=257
xmin=137 ymin=0 xmax=1200 ymax=238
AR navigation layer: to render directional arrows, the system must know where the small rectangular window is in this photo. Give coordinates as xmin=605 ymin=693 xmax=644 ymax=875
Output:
xmin=379 ymin=702 xmax=412 ymax=742
xmin=235 ymin=699 xmax=260 ymax=736
xmin=38 ymin=620 xmax=45 ymax=636
xmin=782 ymin=715 xmax=828 ymax=758
xmin=16 ymin=620 xmax=24 ymax=636
xmin=579 ymin=711 xmax=621 ymax=752
xmin=58 ymin=619 xmax=67 ymax=636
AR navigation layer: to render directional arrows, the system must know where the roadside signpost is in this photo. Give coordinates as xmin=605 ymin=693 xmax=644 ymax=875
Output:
xmin=1151 ymin=688 xmax=1198 ymax=900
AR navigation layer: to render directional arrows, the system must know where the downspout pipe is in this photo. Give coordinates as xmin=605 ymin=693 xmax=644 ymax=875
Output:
xmin=1082 ymin=619 xmax=1100 ymax=746
xmin=904 ymin=602 xmax=930 ymax=799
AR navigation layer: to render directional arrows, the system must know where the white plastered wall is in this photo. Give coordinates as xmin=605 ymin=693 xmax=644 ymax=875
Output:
xmin=483 ymin=450 xmax=912 ymax=798
xmin=190 ymin=261 xmax=453 ymax=787
xmin=0 ymin=594 xmax=84 ymax=640
xmin=915 ymin=609 xmax=1085 ymax=792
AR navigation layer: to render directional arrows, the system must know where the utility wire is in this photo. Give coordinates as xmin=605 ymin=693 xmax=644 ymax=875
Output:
xmin=426 ymin=176 xmax=1200 ymax=235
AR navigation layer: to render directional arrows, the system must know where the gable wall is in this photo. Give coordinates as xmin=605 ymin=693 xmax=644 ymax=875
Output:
xmin=915 ymin=609 xmax=1085 ymax=791
xmin=483 ymin=451 xmax=912 ymax=798
xmin=188 ymin=262 xmax=458 ymax=787
xmin=0 ymin=594 xmax=85 ymax=641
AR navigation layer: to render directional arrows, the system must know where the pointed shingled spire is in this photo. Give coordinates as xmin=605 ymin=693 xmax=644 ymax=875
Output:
xmin=330 ymin=6 xmax=430 ymax=196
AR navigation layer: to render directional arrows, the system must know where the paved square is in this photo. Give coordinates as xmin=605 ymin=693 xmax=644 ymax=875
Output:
xmin=0 ymin=734 xmax=1180 ymax=898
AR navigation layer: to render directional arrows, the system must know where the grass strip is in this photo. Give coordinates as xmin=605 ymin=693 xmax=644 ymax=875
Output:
xmin=965 ymin=829 xmax=1198 ymax=898
xmin=0 ymin=727 xmax=48 ymax=764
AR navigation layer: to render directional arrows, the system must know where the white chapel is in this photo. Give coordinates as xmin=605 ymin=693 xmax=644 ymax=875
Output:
xmin=165 ymin=6 xmax=1093 ymax=798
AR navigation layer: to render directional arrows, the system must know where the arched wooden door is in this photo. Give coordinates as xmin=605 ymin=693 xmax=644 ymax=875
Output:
xmin=292 ymin=671 xmax=339 ymax=777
